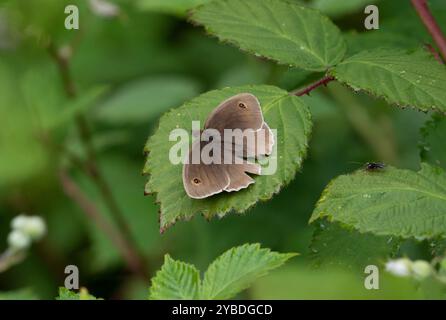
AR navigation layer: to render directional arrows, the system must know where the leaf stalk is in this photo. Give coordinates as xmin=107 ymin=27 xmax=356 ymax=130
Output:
xmin=291 ymin=75 xmax=335 ymax=96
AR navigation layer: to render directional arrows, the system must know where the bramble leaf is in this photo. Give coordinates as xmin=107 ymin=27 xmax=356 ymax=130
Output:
xmin=310 ymin=221 xmax=398 ymax=271
xmin=143 ymin=85 xmax=311 ymax=231
xmin=190 ymin=0 xmax=346 ymax=71
xmin=310 ymin=163 xmax=446 ymax=239
xmin=148 ymin=244 xmax=296 ymax=300
xmin=331 ymin=48 xmax=446 ymax=114
xmin=201 ymin=243 xmax=296 ymax=299
xmin=149 ymin=255 xmax=200 ymax=300
xmin=56 ymin=287 xmax=100 ymax=300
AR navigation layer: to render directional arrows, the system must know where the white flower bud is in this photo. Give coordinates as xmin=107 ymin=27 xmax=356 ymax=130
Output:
xmin=411 ymin=260 xmax=432 ymax=279
xmin=89 ymin=0 xmax=120 ymax=17
xmin=385 ymin=258 xmax=412 ymax=277
xmin=7 ymin=230 xmax=31 ymax=250
xmin=23 ymin=216 xmax=47 ymax=240
xmin=11 ymin=215 xmax=28 ymax=230
xmin=11 ymin=215 xmax=46 ymax=241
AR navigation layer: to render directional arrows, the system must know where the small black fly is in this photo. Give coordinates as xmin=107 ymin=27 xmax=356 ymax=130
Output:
xmin=364 ymin=162 xmax=386 ymax=171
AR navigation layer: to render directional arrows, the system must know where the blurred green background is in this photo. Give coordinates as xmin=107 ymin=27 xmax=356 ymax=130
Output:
xmin=0 ymin=0 xmax=445 ymax=299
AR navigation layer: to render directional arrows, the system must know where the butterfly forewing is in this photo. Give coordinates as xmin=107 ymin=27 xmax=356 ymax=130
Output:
xmin=204 ymin=93 xmax=264 ymax=133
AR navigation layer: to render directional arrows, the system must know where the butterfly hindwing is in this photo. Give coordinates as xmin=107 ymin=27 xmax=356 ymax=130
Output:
xmin=182 ymin=140 xmax=230 ymax=199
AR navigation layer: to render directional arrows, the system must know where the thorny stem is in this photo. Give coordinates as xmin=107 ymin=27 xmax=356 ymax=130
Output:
xmin=47 ymin=41 xmax=148 ymax=278
xmin=290 ymin=75 xmax=335 ymax=96
xmin=412 ymin=0 xmax=446 ymax=62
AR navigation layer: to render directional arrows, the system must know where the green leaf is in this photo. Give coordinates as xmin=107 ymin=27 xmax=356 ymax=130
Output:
xmin=148 ymin=244 xmax=296 ymax=300
xmin=56 ymin=288 xmax=80 ymax=300
xmin=143 ymin=85 xmax=312 ymax=230
xmin=20 ymin=64 xmax=107 ymax=131
xmin=56 ymin=287 xmax=100 ymax=300
xmin=95 ymin=76 xmax=200 ymax=125
xmin=310 ymin=163 xmax=446 ymax=239
xmin=190 ymin=0 xmax=346 ymax=71
xmin=310 ymin=220 xmax=398 ymax=271
xmin=420 ymin=114 xmax=446 ymax=170
xmin=201 ymin=243 xmax=296 ymax=299
xmin=331 ymin=48 xmax=446 ymax=114
xmin=149 ymin=255 xmax=201 ymax=300
xmin=136 ymin=0 xmax=209 ymax=16
xmin=0 ymin=62 xmax=48 ymax=188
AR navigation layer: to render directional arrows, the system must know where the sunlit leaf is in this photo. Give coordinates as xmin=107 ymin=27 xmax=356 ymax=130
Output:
xmin=201 ymin=243 xmax=296 ymax=299
xmin=310 ymin=163 xmax=446 ymax=239
xmin=148 ymin=243 xmax=295 ymax=300
xmin=191 ymin=0 xmax=346 ymax=71
xmin=149 ymin=255 xmax=200 ymax=300
xmin=56 ymin=287 xmax=100 ymax=300
xmin=331 ymin=48 xmax=446 ymax=113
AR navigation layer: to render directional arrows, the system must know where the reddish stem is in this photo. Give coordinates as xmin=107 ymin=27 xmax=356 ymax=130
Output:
xmin=424 ymin=43 xmax=444 ymax=64
xmin=59 ymin=170 xmax=148 ymax=278
xmin=48 ymin=40 xmax=149 ymax=278
xmin=291 ymin=75 xmax=335 ymax=96
xmin=412 ymin=0 xmax=446 ymax=62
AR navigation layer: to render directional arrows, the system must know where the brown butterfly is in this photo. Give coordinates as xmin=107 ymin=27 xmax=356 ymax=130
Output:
xmin=182 ymin=93 xmax=274 ymax=199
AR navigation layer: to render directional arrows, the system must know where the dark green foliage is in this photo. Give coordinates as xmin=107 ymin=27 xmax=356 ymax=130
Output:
xmin=1 ymin=0 xmax=446 ymax=300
